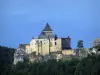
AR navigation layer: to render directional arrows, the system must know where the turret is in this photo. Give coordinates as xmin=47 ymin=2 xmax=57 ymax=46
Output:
xmin=66 ymin=36 xmax=71 ymax=49
xmin=38 ymin=23 xmax=55 ymax=39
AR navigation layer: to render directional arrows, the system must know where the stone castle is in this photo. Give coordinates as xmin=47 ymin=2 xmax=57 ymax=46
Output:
xmin=18 ymin=23 xmax=73 ymax=55
xmin=14 ymin=23 xmax=75 ymax=64
xmin=14 ymin=23 xmax=100 ymax=64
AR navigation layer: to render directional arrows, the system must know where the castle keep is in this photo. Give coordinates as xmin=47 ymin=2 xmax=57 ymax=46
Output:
xmin=18 ymin=23 xmax=73 ymax=55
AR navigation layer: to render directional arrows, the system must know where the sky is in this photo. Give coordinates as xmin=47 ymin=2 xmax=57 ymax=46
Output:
xmin=0 ymin=0 xmax=100 ymax=48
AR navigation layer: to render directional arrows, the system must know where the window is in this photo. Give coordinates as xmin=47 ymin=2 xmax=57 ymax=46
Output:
xmin=40 ymin=41 xmax=42 ymax=44
xmin=55 ymin=42 xmax=57 ymax=45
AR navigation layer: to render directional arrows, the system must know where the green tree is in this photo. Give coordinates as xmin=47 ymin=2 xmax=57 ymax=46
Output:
xmin=74 ymin=63 xmax=84 ymax=75
xmin=77 ymin=40 xmax=84 ymax=49
xmin=0 ymin=46 xmax=15 ymax=75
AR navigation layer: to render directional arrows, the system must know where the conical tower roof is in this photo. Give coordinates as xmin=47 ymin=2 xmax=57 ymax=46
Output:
xmin=42 ymin=23 xmax=53 ymax=31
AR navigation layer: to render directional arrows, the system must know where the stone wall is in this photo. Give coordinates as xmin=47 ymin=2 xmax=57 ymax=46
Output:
xmin=62 ymin=49 xmax=74 ymax=55
xmin=18 ymin=38 xmax=71 ymax=56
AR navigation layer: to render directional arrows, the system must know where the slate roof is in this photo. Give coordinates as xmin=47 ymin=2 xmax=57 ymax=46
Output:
xmin=42 ymin=23 xmax=53 ymax=31
xmin=38 ymin=34 xmax=55 ymax=39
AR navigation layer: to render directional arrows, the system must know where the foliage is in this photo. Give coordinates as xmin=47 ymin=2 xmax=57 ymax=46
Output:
xmin=93 ymin=46 xmax=100 ymax=51
xmin=77 ymin=40 xmax=84 ymax=49
xmin=10 ymin=58 xmax=80 ymax=75
xmin=54 ymin=34 xmax=58 ymax=40
xmin=74 ymin=55 xmax=100 ymax=75
xmin=1 ymin=45 xmax=100 ymax=75
xmin=10 ymin=54 xmax=100 ymax=75
xmin=0 ymin=46 xmax=15 ymax=75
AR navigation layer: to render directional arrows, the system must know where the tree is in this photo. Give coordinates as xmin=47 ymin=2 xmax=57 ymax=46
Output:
xmin=77 ymin=40 xmax=84 ymax=49
xmin=0 ymin=46 xmax=15 ymax=75
xmin=54 ymin=34 xmax=58 ymax=40
xmin=23 ymin=57 xmax=29 ymax=63
xmin=77 ymin=40 xmax=85 ymax=57
xmin=74 ymin=63 xmax=84 ymax=75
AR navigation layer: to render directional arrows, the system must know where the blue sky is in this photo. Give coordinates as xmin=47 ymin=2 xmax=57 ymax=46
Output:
xmin=0 ymin=0 xmax=100 ymax=48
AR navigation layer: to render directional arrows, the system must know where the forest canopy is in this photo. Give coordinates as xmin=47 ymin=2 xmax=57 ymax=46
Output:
xmin=0 ymin=46 xmax=100 ymax=75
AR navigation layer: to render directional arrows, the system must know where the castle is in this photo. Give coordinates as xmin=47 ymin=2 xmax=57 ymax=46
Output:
xmin=14 ymin=24 xmax=100 ymax=64
xmin=18 ymin=23 xmax=73 ymax=55
xmin=14 ymin=23 xmax=74 ymax=64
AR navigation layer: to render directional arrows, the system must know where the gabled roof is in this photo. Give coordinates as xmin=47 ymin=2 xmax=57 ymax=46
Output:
xmin=42 ymin=23 xmax=53 ymax=31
